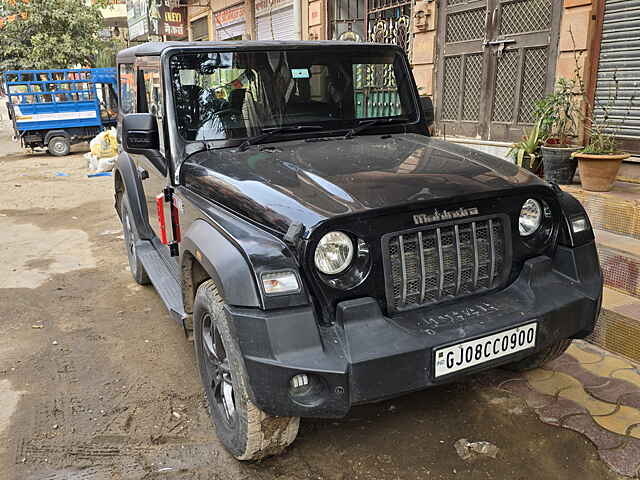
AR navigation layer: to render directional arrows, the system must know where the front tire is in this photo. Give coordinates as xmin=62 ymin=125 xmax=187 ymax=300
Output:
xmin=121 ymin=196 xmax=150 ymax=285
xmin=194 ymin=280 xmax=299 ymax=460
xmin=503 ymin=338 xmax=572 ymax=372
xmin=48 ymin=136 xmax=70 ymax=156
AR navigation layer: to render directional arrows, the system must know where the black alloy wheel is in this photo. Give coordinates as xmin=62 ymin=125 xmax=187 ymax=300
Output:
xmin=200 ymin=313 xmax=237 ymax=428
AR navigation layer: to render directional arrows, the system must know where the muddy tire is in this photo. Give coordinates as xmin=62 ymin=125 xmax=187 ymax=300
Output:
xmin=193 ymin=280 xmax=299 ymax=460
xmin=121 ymin=196 xmax=150 ymax=285
xmin=48 ymin=136 xmax=70 ymax=156
xmin=503 ymin=339 xmax=572 ymax=372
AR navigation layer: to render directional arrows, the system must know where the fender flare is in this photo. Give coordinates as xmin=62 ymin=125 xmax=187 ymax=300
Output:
xmin=181 ymin=219 xmax=261 ymax=308
xmin=113 ymin=152 xmax=153 ymax=240
xmin=44 ymin=130 xmax=71 ymax=145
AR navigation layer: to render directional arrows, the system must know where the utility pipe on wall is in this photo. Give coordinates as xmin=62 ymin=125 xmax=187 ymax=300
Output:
xmin=293 ymin=0 xmax=302 ymax=40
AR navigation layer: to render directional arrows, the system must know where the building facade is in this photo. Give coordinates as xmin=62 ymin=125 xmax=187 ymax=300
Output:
xmin=128 ymin=0 xmax=188 ymax=43
xmin=177 ymin=0 xmax=638 ymax=151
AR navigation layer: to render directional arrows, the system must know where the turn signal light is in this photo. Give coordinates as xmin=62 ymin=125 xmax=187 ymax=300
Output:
xmin=571 ymin=216 xmax=589 ymax=233
xmin=261 ymin=271 xmax=300 ymax=295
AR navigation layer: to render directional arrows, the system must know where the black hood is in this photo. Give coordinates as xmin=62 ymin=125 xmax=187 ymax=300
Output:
xmin=181 ymin=133 xmax=546 ymax=234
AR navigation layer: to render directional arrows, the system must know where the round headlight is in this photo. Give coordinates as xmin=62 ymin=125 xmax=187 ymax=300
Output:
xmin=519 ymin=199 xmax=542 ymax=236
xmin=314 ymin=231 xmax=354 ymax=275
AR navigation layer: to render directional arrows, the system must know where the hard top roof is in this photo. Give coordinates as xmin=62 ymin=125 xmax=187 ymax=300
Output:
xmin=116 ymin=40 xmax=402 ymax=62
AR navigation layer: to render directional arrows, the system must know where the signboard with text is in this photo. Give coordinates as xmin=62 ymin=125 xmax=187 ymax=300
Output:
xmin=215 ymin=4 xmax=244 ymax=28
xmin=126 ymin=0 xmax=187 ymax=41
xmin=126 ymin=0 xmax=148 ymax=40
xmin=162 ymin=5 xmax=187 ymax=39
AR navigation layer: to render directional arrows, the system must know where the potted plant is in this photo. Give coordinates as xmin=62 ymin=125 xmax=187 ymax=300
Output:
xmin=574 ymin=72 xmax=633 ymax=192
xmin=535 ymin=78 xmax=582 ymax=184
xmin=508 ymin=116 xmax=544 ymax=175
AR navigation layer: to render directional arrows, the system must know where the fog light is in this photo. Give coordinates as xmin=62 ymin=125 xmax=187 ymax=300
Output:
xmin=290 ymin=374 xmax=309 ymax=389
xmin=288 ymin=373 xmax=326 ymax=407
xmin=571 ymin=216 xmax=589 ymax=233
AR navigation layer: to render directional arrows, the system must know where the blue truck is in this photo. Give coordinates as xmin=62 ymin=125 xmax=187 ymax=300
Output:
xmin=3 ymin=67 xmax=118 ymax=156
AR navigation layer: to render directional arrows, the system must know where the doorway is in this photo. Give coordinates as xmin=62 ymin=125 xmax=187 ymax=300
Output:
xmin=435 ymin=0 xmax=562 ymax=142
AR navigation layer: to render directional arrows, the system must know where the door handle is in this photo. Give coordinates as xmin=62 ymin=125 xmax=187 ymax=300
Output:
xmin=484 ymin=39 xmax=516 ymax=57
xmin=484 ymin=39 xmax=516 ymax=47
xmin=137 ymin=166 xmax=149 ymax=180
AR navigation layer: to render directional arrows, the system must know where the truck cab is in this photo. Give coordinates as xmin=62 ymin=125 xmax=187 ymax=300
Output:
xmin=3 ymin=67 xmax=117 ymax=155
xmin=113 ymin=41 xmax=602 ymax=461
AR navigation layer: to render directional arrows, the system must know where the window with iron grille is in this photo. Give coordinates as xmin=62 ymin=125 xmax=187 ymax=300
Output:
xmin=366 ymin=0 xmax=413 ymax=59
xmin=330 ymin=0 xmax=365 ymax=41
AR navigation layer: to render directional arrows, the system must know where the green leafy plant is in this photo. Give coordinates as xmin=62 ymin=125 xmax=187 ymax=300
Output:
xmin=0 ymin=0 xmax=109 ymax=70
xmin=534 ymin=77 xmax=581 ymax=148
xmin=508 ymin=116 xmax=545 ymax=170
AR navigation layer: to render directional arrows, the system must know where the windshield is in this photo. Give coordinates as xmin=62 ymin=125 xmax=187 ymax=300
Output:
xmin=169 ymin=48 xmax=418 ymax=143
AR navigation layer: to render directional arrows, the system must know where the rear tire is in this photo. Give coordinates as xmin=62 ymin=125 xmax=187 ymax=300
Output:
xmin=194 ymin=280 xmax=299 ymax=460
xmin=121 ymin=196 xmax=150 ymax=285
xmin=48 ymin=136 xmax=70 ymax=156
xmin=503 ymin=338 xmax=572 ymax=372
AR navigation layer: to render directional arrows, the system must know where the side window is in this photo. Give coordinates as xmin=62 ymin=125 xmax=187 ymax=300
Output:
xmin=138 ymin=68 xmax=162 ymax=117
xmin=119 ymin=63 xmax=136 ymax=114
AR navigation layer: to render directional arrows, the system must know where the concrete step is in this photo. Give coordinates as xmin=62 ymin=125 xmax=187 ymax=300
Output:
xmin=588 ymin=287 xmax=640 ymax=364
xmin=595 ymin=229 xmax=640 ymax=300
xmin=562 ymin=183 xmax=640 ymax=240
xmin=617 ymin=158 xmax=640 ymax=184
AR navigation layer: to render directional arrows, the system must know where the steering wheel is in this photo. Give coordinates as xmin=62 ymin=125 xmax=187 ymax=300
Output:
xmin=197 ymin=108 xmax=243 ymax=130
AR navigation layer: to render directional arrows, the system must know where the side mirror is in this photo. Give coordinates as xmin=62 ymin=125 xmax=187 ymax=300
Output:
xmin=122 ymin=113 xmax=160 ymax=154
xmin=420 ymin=96 xmax=434 ymax=128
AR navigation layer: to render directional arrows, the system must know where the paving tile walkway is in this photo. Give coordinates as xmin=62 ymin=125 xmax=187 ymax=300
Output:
xmin=499 ymin=340 xmax=640 ymax=478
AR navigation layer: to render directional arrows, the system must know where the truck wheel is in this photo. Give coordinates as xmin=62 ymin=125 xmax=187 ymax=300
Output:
xmin=121 ymin=196 xmax=150 ymax=285
xmin=193 ymin=280 xmax=299 ymax=460
xmin=48 ymin=136 xmax=70 ymax=156
xmin=503 ymin=339 xmax=572 ymax=372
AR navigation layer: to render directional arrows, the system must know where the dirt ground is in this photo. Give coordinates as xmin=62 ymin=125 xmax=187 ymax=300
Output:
xmin=0 ymin=148 xmax=624 ymax=480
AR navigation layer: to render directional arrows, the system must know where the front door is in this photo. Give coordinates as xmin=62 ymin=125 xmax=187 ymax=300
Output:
xmin=134 ymin=61 xmax=176 ymax=263
xmin=436 ymin=0 xmax=562 ymax=142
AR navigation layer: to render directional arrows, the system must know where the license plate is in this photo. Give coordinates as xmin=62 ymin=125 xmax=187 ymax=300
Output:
xmin=434 ymin=322 xmax=537 ymax=378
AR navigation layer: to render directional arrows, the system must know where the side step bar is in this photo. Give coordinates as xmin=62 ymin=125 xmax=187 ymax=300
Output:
xmin=136 ymin=240 xmax=189 ymax=329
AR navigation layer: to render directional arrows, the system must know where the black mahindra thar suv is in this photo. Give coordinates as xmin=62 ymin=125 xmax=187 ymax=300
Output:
xmin=114 ymin=41 xmax=602 ymax=460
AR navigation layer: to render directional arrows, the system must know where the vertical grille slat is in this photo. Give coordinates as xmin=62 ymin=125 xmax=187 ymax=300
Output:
xmin=398 ymin=234 xmax=408 ymax=304
xmin=488 ymin=218 xmax=496 ymax=288
xmin=386 ymin=216 xmax=508 ymax=312
xmin=418 ymin=231 xmax=426 ymax=304
xmin=472 ymin=221 xmax=479 ymax=289
xmin=436 ymin=229 xmax=445 ymax=298
xmin=454 ymin=224 xmax=462 ymax=295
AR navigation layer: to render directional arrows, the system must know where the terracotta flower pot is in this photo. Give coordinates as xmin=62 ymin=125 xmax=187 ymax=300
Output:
xmin=575 ymin=152 xmax=630 ymax=192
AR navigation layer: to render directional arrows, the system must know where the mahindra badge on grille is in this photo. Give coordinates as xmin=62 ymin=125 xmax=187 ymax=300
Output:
xmin=413 ymin=207 xmax=479 ymax=226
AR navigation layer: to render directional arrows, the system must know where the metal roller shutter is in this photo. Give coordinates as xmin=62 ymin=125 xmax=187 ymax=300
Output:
xmin=256 ymin=6 xmax=296 ymax=40
xmin=595 ymin=0 xmax=640 ymax=152
xmin=217 ymin=20 xmax=245 ymax=40
xmin=191 ymin=16 xmax=210 ymax=41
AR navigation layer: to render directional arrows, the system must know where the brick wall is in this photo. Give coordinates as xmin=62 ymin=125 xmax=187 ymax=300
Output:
xmin=411 ymin=0 xmax=437 ymax=97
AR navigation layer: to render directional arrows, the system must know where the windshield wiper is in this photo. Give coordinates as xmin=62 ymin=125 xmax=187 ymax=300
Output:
xmin=238 ymin=125 xmax=324 ymax=151
xmin=344 ymin=117 xmax=409 ymax=139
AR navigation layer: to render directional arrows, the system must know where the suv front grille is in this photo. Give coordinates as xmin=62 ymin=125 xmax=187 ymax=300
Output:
xmin=383 ymin=216 xmax=509 ymax=312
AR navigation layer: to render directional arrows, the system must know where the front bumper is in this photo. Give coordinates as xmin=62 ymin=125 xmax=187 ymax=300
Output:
xmin=229 ymin=241 xmax=602 ymax=418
